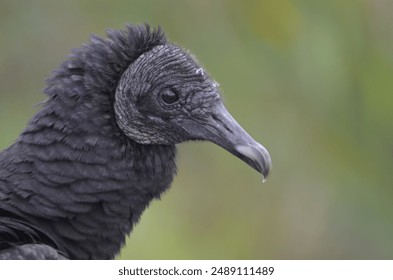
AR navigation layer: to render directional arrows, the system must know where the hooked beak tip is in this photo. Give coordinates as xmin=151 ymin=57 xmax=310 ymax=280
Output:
xmin=235 ymin=144 xmax=272 ymax=182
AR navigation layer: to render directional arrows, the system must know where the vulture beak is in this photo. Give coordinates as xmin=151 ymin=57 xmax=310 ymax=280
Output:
xmin=188 ymin=101 xmax=272 ymax=181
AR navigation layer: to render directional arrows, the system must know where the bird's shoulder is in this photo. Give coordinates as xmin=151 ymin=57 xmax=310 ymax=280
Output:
xmin=0 ymin=210 xmax=68 ymax=259
xmin=0 ymin=244 xmax=67 ymax=260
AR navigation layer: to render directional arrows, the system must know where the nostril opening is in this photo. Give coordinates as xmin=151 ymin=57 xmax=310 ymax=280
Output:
xmin=211 ymin=113 xmax=233 ymax=134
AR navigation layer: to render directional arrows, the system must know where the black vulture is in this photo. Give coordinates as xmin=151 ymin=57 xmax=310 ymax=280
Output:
xmin=0 ymin=24 xmax=271 ymax=259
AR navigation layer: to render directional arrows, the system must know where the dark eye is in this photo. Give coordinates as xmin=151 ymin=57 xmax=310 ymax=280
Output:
xmin=161 ymin=89 xmax=179 ymax=104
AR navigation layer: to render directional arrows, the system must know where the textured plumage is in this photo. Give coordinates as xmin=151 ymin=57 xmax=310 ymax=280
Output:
xmin=0 ymin=24 xmax=271 ymax=259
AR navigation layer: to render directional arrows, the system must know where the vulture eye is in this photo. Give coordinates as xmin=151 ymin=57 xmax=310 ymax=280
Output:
xmin=161 ymin=89 xmax=179 ymax=104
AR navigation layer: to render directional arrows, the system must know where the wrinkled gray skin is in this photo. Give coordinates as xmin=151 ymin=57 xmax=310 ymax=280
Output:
xmin=0 ymin=25 xmax=271 ymax=259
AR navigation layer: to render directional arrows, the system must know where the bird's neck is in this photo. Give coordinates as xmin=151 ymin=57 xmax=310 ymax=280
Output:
xmin=11 ymin=97 xmax=177 ymax=259
xmin=1 ymin=29 xmax=175 ymax=259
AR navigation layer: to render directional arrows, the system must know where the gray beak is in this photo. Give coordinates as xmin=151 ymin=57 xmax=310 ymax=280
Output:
xmin=186 ymin=101 xmax=272 ymax=181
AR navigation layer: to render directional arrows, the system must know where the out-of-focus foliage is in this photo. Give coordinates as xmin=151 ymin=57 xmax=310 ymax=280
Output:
xmin=0 ymin=0 xmax=392 ymax=259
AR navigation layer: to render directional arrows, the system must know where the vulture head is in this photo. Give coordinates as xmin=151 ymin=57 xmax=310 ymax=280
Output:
xmin=114 ymin=43 xmax=271 ymax=179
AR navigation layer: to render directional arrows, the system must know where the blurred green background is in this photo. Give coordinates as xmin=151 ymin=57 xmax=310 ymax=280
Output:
xmin=0 ymin=0 xmax=392 ymax=259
